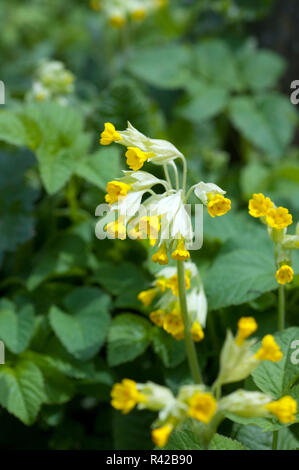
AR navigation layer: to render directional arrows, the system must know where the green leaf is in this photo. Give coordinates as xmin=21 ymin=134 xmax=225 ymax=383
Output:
xmin=209 ymin=434 xmax=248 ymax=450
xmin=177 ymin=84 xmax=229 ymax=123
xmin=205 ymin=248 xmax=277 ymax=310
xmin=27 ymin=233 xmax=88 ymax=290
xmin=127 ymin=44 xmax=191 ymax=89
xmin=113 ymin=409 xmax=154 ymax=450
xmin=36 ymin=145 xmax=76 ymax=195
xmin=239 ymin=49 xmax=285 ymax=91
xmin=0 ymin=299 xmax=35 ymax=354
xmin=0 ymin=360 xmax=45 ymax=425
xmin=235 ymin=424 xmax=299 ymax=450
xmin=251 ymin=327 xmax=299 ymax=398
xmin=151 ymin=327 xmax=186 ymax=368
xmin=229 ymin=94 xmax=296 ymax=157
xmin=0 ymin=151 xmax=36 ymax=254
xmin=194 ymin=39 xmax=242 ymax=91
xmin=0 ymin=111 xmax=28 ymax=146
xmin=49 ymin=287 xmax=111 ymax=361
xmin=76 ymin=147 xmax=121 ymax=191
xmin=107 ymin=313 xmax=151 ymax=367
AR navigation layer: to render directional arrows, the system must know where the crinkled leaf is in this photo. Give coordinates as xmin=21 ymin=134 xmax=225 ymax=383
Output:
xmin=0 ymin=299 xmax=35 ymax=354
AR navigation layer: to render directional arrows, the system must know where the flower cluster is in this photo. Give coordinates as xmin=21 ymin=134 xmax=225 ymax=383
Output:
xmin=99 ymin=122 xmax=231 ymax=264
xmin=110 ymin=317 xmax=297 ymax=448
xmin=248 ymin=193 xmax=297 ymax=285
xmin=91 ymin=0 xmax=167 ymax=28
xmin=27 ymin=60 xmax=75 ymax=105
xmin=138 ymin=262 xmax=207 ymax=342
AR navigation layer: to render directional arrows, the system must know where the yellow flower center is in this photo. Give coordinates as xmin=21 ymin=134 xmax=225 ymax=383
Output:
xmin=152 ymin=245 xmax=169 ymax=265
xmin=152 ymin=424 xmax=173 ymax=448
xmin=191 ymin=321 xmax=205 ymax=342
xmin=149 ymin=309 xmax=166 ymax=327
xmin=171 ymin=239 xmax=190 ymax=261
xmin=207 ymin=194 xmax=231 ymax=218
xmin=166 ymin=273 xmax=190 ymax=296
xmin=255 ymin=335 xmax=283 ymax=362
xmin=266 ymin=207 xmax=293 ymax=229
xmin=137 ymin=288 xmax=157 ymax=307
xmin=275 ymin=265 xmax=294 ymax=285
xmin=111 ymin=379 xmax=146 ymax=414
xmin=105 ymin=219 xmax=126 ymax=240
xmin=125 ymin=147 xmax=150 ymax=171
xmin=109 ymin=15 xmax=126 ymax=28
xmin=188 ymin=392 xmax=217 ymax=424
xmin=266 ymin=396 xmax=297 ymax=424
xmin=131 ymin=9 xmax=146 ymax=21
xmin=163 ymin=312 xmax=184 ymax=339
xmin=100 ymin=122 xmax=122 ymax=145
xmin=105 ymin=181 xmax=131 ymax=205
xmin=235 ymin=317 xmax=258 ymax=346
xmin=248 ymin=193 xmax=274 ymax=218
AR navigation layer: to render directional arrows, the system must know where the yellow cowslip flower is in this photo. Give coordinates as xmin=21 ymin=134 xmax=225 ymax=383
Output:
xmin=275 ymin=265 xmax=294 ymax=285
xmin=266 ymin=207 xmax=293 ymax=229
xmin=235 ymin=317 xmax=258 ymax=346
xmin=105 ymin=181 xmax=131 ymax=205
xmin=191 ymin=321 xmax=204 ymax=342
xmin=152 ymin=245 xmax=169 ymax=265
xmin=138 ymin=288 xmax=157 ymax=307
xmin=248 ymin=193 xmax=274 ymax=218
xmin=266 ymin=396 xmax=297 ymax=424
xmin=255 ymin=335 xmax=283 ymax=362
xmin=131 ymin=9 xmax=146 ymax=21
xmin=105 ymin=220 xmax=126 ymax=240
xmin=150 ymin=309 xmax=166 ymax=327
xmin=207 ymin=194 xmax=231 ymax=218
xmin=156 ymin=278 xmax=167 ymax=292
xmin=128 ymin=225 xmax=143 ymax=240
xmin=139 ymin=216 xmax=160 ymax=240
xmin=100 ymin=122 xmax=122 ymax=145
xmin=152 ymin=424 xmax=173 ymax=448
xmin=125 ymin=147 xmax=150 ymax=171
xmin=171 ymin=239 xmax=190 ymax=261
xmin=166 ymin=273 xmax=190 ymax=297
xmin=111 ymin=379 xmax=146 ymax=414
xmin=188 ymin=392 xmax=217 ymax=424
xmin=109 ymin=15 xmax=126 ymax=28
xmin=163 ymin=312 xmax=184 ymax=339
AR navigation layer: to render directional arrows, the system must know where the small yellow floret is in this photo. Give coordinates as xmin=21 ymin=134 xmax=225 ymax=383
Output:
xmin=188 ymin=392 xmax=217 ymax=424
xmin=163 ymin=313 xmax=184 ymax=339
xmin=152 ymin=424 xmax=173 ymax=448
xmin=255 ymin=335 xmax=283 ymax=362
xmin=191 ymin=321 xmax=205 ymax=342
xmin=139 ymin=216 xmax=160 ymax=240
xmin=248 ymin=193 xmax=274 ymax=218
xmin=156 ymin=278 xmax=167 ymax=293
xmin=275 ymin=265 xmax=294 ymax=285
xmin=235 ymin=317 xmax=258 ymax=346
xmin=166 ymin=274 xmax=190 ymax=297
xmin=149 ymin=309 xmax=166 ymax=327
xmin=207 ymin=194 xmax=231 ymax=218
xmin=138 ymin=288 xmax=157 ymax=307
xmin=152 ymin=245 xmax=169 ymax=265
xmin=105 ymin=220 xmax=126 ymax=240
xmin=131 ymin=9 xmax=146 ymax=21
xmin=125 ymin=147 xmax=150 ymax=171
xmin=100 ymin=122 xmax=121 ymax=145
xmin=266 ymin=396 xmax=297 ymax=424
xmin=105 ymin=181 xmax=131 ymax=205
xmin=266 ymin=207 xmax=293 ymax=229
xmin=171 ymin=239 xmax=190 ymax=261
xmin=111 ymin=379 xmax=146 ymax=414
xmin=109 ymin=15 xmax=126 ymax=28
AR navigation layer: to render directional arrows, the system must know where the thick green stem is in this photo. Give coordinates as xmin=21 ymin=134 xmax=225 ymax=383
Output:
xmin=272 ymin=430 xmax=278 ymax=450
xmin=177 ymin=260 xmax=202 ymax=384
xmin=278 ymin=285 xmax=285 ymax=331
